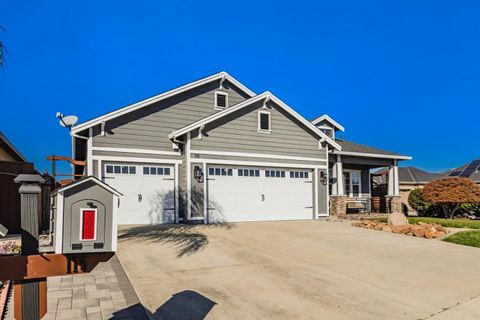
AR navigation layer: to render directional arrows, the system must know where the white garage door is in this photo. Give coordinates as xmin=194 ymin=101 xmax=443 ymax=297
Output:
xmin=103 ymin=163 xmax=175 ymax=224
xmin=207 ymin=166 xmax=313 ymax=223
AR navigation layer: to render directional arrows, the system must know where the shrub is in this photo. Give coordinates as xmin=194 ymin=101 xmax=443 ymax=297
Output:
xmin=408 ymin=188 xmax=431 ymax=215
xmin=422 ymin=177 xmax=480 ymax=218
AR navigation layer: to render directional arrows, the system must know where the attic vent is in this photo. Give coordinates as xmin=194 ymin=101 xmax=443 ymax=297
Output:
xmin=215 ymin=92 xmax=228 ymax=110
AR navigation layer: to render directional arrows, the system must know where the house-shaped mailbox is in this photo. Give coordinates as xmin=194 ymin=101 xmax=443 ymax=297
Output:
xmin=51 ymin=176 xmax=122 ymax=254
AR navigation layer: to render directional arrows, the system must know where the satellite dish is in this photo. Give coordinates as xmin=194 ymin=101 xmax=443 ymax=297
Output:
xmin=58 ymin=115 xmax=78 ymax=128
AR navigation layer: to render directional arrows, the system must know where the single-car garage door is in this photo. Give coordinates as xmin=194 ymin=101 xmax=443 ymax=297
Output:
xmin=103 ymin=163 xmax=175 ymax=224
xmin=207 ymin=166 xmax=313 ymax=223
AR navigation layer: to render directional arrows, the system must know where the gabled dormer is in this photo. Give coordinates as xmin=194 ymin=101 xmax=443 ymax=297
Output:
xmin=311 ymin=114 xmax=345 ymax=139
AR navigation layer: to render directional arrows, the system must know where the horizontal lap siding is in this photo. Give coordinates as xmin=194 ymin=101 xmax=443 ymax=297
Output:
xmin=92 ymin=81 xmax=249 ymax=151
xmin=192 ymin=101 xmax=325 ymax=159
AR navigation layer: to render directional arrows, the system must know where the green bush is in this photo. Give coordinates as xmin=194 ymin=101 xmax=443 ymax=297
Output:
xmin=408 ymin=188 xmax=430 ymax=215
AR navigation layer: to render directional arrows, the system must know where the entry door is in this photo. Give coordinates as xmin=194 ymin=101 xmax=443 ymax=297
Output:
xmin=103 ymin=163 xmax=175 ymax=224
xmin=207 ymin=166 xmax=313 ymax=223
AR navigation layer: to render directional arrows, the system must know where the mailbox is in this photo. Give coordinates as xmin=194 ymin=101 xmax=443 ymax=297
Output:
xmin=51 ymin=176 xmax=122 ymax=254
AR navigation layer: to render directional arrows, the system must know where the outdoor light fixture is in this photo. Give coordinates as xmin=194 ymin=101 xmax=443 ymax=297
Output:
xmin=320 ymin=171 xmax=328 ymax=185
xmin=194 ymin=166 xmax=204 ymax=182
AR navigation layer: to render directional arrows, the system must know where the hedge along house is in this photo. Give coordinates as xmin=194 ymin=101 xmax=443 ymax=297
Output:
xmin=69 ymin=72 xmax=411 ymax=224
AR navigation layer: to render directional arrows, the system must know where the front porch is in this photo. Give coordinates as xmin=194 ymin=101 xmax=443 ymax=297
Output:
xmin=329 ymin=152 xmax=405 ymax=217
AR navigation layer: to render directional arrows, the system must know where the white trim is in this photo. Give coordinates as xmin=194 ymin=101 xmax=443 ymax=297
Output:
xmin=56 ymin=176 xmax=122 ymax=196
xmin=194 ymin=158 xmax=327 ymax=169
xmin=174 ymin=163 xmax=179 ymax=224
xmin=186 ymin=132 xmax=192 ymax=220
xmin=54 ymin=192 xmax=64 ymax=254
xmin=257 ymin=110 xmax=271 ymax=133
xmin=311 ymin=114 xmax=345 ymax=132
xmin=214 ymin=91 xmax=228 ymax=110
xmin=71 ymin=71 xmax=255 ymax=133
xmin=326 ymin=147 xmax=330 ymax=216
xmin=169 ymin=92 xmax=341 ymax=151
xmin=111 ymin=195 xmax=118 ymax=251
xmin=333 ymin=150 xmax=412 ymax=160
xmin=100 ymin=122 xmax=106 ymax=136
xmin=314 ymin=168 xmax=319 ymax=219
xmin=87 ymin=128 xmax=93 ymax=175
xmin=202 ymin=162 xmax=207 ymax=224
xmin=71 ymin=136 xmax=76 ymax=171
xmin=97 ymin=160 xmax=102 ymax=180
xmin=92 ymin=146 xmax=181 ymax=156
xmin=92 ymin=156 xmax=182 ymax=164
xmin=79 ymin=208 xmax=98 ymax=241
xmin=190 ymin=149 xmax=327 ymax=163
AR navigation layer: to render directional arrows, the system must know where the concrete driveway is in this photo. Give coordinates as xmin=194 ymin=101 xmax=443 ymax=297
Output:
xmin=116 ymin=220 xmax=480 ymax=320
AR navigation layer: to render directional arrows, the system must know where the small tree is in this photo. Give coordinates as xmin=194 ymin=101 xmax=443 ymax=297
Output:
xmin=408 ymin=188 xmax=430 ymax=214
xmin=422 ymin=177 xmax=480 ymax=218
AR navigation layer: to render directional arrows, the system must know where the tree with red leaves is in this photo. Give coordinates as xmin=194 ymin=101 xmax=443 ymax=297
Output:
xmin=422 ymin=177 xmax=480 ymax=218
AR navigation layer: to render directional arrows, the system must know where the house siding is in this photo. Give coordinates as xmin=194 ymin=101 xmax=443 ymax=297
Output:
xmin=191 ymin=100 xmax=325 ymax=159
xmin=91 ymin=80 xmax=249 ymax=152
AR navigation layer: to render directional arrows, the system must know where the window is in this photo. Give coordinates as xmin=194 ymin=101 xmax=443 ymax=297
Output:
xmin=258 ymin=111 xmax=271 ymax=132
xmin=238 ymin=168 xmax=260 ymax=177
xmin=266 ymin=170 xmax=286 ymax=178
xmin=290 ymin=171 xmax=309 ymax=179
xmin=143 ymin=166 xmax=172 ymax=176
xmin=215 ymin=91 xmax=228 ymax=109
xmin=343 ymin=170 xmax=361 ymax=197
xmin=106 ymin=164 xmax=137 ymax=175
xmin=208 ymin=167 xmax=233 ymax=176
xmin=80 ymin=208 xmax=97 ymax=241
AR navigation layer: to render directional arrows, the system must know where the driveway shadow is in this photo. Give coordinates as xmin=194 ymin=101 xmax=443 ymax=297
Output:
xmin=111 ymin=290 xmax=216 ymax=320
xmin=117 ymin=223 xmax=233 ymax=258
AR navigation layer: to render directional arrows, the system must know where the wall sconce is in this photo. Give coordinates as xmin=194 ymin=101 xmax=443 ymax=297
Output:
xmin=194 ymin=166 xmax=204 ymax=182
xmin=320 ymin=171 xmax=328 ymax=185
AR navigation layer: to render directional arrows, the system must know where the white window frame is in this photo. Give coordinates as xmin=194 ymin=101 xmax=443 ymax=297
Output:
xmin=317 ymin=125 xmax=334 ymax=139
xmin=258 ymin=110 xmax=271 ymax=133
xmin=79 ymin=208 xmax=98 ymax=241
xmin=214 ymin=91 xmax=228 ymax=110
xmin=343 ymin=169 xmax=362 ymax=198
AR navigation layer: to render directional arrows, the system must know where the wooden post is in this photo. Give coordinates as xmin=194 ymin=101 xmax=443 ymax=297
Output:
xmin=13 ymin=174 xmax=47 ymax=320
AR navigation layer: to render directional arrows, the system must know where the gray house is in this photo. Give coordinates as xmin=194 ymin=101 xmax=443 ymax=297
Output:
xmin=69 ymin=72 xmax=411 ymax=224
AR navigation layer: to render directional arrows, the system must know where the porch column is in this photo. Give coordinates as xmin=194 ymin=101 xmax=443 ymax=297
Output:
xmin=386 ymin=159 xmax=401 ymax=213
xmin=330 ymin=154 xmax=347 ymax=217
xmin=332 ymin=154 xmax=344 ymax=195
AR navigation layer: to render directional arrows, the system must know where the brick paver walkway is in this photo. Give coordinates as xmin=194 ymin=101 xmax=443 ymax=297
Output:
xmin=5 ymin=255 xmax=147 ymax=320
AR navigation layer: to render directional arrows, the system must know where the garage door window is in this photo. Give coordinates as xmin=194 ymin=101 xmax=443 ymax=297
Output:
xmin=208 ymin=167 xmax=233 ymax=176
xmin=238 ymin=169 xmax=260 ymax=177
xmin=266 ymin=170 xmax=285 ymax=178
xmin=143 ymin=167 xmax=171 ymax=176
xmin=106 ymin=165 xmax=136 ymax=175
xmin=290 ymin=171 xmax=309 ymax=179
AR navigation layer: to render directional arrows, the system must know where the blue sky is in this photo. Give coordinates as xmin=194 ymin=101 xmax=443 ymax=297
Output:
xmin=1 ymin=1 xmax=479 ymax=173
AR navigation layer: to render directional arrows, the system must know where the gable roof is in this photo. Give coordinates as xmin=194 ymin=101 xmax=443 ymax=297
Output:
xmin=53 ymin=176 xmax=122 ymax=196
xmin=374 ymin=166 xmax=446 ymax=184
xmin=311 ymin=114 xmax=345 ymax=132
xmin=168 ymin=91 xmax=342 ymax=151
xmin=71 ymin=71 xmax=256 ymax=134
xmin=0 ymin=131 xmax=26 ymax=162
xmin=334 ymin=139 xmax=412 ymax=160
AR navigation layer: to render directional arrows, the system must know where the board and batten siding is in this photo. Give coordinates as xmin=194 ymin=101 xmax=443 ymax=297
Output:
xmin=191 ymin=100 xmax=326 ymax=160
xmin=91 ymin=80 xmax=250 ymax=151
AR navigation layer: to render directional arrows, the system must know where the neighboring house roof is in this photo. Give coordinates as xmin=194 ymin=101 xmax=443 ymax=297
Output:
xmin=311 ymin=114 xmax=345 ymax=132
xmin=333 ymin=139 xmax=412 ymax=160
xmin=71 ymin=71 xmax=256 ymax=134
xmin=53 ymin=176 xmax=122 ymax=196
xmin=448 ymin=159 xmax=480 ymax=182
xmin=168 ymin=91 xmax=342 ymax=151
xmin=373 ymin=166 xmax=446 ymax=184
xmin=0 ymin=131 xmax=26 ymax=162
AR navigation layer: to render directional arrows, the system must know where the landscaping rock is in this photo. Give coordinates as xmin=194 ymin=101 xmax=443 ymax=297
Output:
xmin=382 ymin=226 xmax=392 ymax=233
xmin=351 ymin=219 xmax=449 ymax=240
xmin=412 ymin=228 xmax=426 ymax=237
xmin=387 ymin=212 xmax=409 ymax=227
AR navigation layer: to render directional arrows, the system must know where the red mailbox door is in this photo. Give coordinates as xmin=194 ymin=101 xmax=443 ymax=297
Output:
xmin=81 ymin=209 xmax=96 ymax=240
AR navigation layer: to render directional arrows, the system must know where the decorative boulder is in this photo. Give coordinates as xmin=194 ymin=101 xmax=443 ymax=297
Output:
xmin=387 ymin=212 xmax=409 ymax=227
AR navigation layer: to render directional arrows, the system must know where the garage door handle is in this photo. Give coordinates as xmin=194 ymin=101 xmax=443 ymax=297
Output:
xmin=261 ymin=194 xmax=265 ymax=201
xmin=207 ymin=207 xmax=216 ymax=211
xmin=138 ymin=194 xmax=142 ymax=202
xmin=305 ymin=206 xmax=313 ymax=209
xmin=163 ymin=178 xmax=174 ymax=181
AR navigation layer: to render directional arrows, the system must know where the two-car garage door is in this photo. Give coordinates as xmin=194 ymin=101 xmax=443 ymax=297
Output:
xmin=207 ymin=166 xmax=313 ymax=223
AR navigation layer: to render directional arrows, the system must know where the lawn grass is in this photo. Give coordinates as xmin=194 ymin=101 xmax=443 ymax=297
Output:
xmin=443 ymin=230 xmax=480 ymax=248
xmin=376 ymin=217 xmax=480 ymax=229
